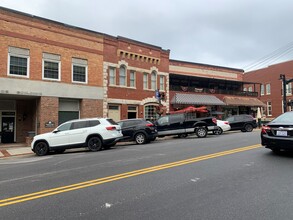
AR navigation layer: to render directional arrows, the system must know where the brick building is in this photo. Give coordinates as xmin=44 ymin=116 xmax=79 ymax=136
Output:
xmin=169 ymin=60 xmax=266 ymax=119
xmin=103 ymin=36 xmax=169 ymax=122
xmin=244 ymin=60 xmax=293 ymax=120
xmin=0 ymin=7 xmax=104 ymax=143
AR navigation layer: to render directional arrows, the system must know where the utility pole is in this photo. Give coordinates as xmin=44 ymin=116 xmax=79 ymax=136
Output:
xmin=279 ymin=74 xmax=293 ymax=113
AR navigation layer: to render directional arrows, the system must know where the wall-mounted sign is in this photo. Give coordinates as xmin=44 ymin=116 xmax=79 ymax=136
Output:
xmin=45 ymin=121 xmax=55 ymax=128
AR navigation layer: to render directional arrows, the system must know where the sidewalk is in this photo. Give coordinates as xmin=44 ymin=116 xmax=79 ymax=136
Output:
xmin=0 ymin=143 xmax=32 ymax=158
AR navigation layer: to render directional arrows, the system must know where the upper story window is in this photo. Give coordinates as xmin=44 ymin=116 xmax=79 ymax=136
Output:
xmin=151 ymin=71 xmax=157 ymax=90
xmin=143 ymin=73 xmax=148 ymax=89
xmin=43 ymin=53 xmax=61 ymax=81
xmin=119 ymin=65 xmax=126 ymax=86
xmin=286 ymin=82 xmax=292 ymax=95
xmin=8 ymin=47 xmax=30 ymax=78
xmin=109 ymin=67 xmax=116 ymax=85
xmin=243 ymin=87 xmax=247 ymax=91
xmin=248 ymin=86 xmax=252 ymax=92
xmin=260 ymin=84 xmax=264 ymax=96
xmin=266 ymin=84 xmax=271 ymax=95
xmin=72 ymin=58 xmax=88 ymax=83
xmin=267 ymin=101 xmax=272 ymax=116
xmin=130 ymin=71 xmax=135 ymax=87
xmin=159 ymin=75 xmax=165 ymax=91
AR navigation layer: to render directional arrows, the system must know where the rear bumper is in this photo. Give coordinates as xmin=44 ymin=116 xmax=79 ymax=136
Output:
xmin=261 ymin=134 xmax=293 ymax=150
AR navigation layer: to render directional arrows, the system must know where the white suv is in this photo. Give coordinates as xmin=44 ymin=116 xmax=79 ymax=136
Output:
xmin=31 ymin=118 xmax=123 ymax=156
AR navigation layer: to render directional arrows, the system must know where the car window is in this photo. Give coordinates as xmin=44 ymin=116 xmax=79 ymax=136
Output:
xmin=89 ymin=120 xmax=100 ymax=127
xmin=71 ymin=121 xmax=88 ymax=130
xmin=106 ymin=119 xmax=118 ymax=125
xmin=57 ymin=122 xmax=71 ymax=132
xmin=157 ymin=116 xmax=169 ymax=125
xmin=170 ymin=114 xmax=184 ymax=123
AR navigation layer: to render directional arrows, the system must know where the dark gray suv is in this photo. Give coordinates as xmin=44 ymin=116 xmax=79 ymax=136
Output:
xmin=224 ymin=114 xmax=257 ymax=132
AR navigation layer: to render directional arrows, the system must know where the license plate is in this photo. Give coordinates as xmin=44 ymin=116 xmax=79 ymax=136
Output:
xmin=276 ymin=130 xmax=287 ymax=136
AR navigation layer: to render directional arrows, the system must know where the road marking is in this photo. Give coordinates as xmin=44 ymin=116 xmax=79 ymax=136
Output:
xmin=0 ymin=144 xmax=261 ymax=207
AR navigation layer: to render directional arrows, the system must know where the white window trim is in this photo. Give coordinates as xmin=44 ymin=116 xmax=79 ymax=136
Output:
xmin=129 ymin=71 xmax=136 ymax=88
xmin=7 ymin=53 xmax=30 ymax=78
xmin=286 ymin=82 xmax=292 ymax=96
xmin=159 ymin=75 xmax=165 ymax=91
xmin=260 ymin=84 xmax=264 ymax=96
xmin=72 ymin=63 xmax=88 ymax=84
xmin=119 ymin=65 xmax=127 ymax=87
xmin=266 ymin=84 xmax=271 ymax=95
xmin=151 ymin=71 xmax=157 ymax=90
xmin=143 ymin=73 xmax=149 ymax=90
xmin=42 ymin=59 xmax=61 ymax=81
xmin=267 ymin=101 xmax=272 ymax=116
xmin=109 ymin=67 xmax=116 ymax=86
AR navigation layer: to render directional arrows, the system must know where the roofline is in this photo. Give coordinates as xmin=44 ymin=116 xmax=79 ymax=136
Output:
xmin=170 ymin=59 xmax=244 ymax=73
xmin=0 ymin=6 xmax=170 ymax=52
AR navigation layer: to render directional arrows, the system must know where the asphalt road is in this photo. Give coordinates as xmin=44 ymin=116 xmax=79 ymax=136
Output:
xmin=1 ymin=130 xmax=293 ymax=220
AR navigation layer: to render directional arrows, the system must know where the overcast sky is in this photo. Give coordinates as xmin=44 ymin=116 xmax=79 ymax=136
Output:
xmin=2 ymin=0 xmax=293 ymax=71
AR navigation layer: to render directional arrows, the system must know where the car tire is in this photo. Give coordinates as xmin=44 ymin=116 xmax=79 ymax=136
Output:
xmin=135 ymin=133 xmax=147 ymax=144
xmin=213 ymin=127 xmax=223 ymax=135
xmin=34 ymin=141 xmax=49 ymax=156
xmin=195 ymin=127 xmax=207 ymax=138
xmin=88 ymin=137 xmax=102 ymax=151
xmin=244 ymin=124 xmax=253 ymax=132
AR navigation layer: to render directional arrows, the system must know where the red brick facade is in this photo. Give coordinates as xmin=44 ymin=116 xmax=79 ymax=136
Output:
xmin=244 ymin=61 xmax=293 ymax=119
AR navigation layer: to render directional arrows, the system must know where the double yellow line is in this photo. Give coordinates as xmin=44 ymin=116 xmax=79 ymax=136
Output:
xmin=0 ymin=144 xmax=261 ymax=207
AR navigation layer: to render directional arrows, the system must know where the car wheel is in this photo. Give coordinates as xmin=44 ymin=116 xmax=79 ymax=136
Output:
xmin=244 ymin=124 xmax=253 ymax=132
xmin=88 ymin=137 xmax=102 ymax=151
xmin=213 ymin=127 xmax=223 ymax=135
xmin=135 ymin=133 xmax=146 ymax=144
xmin=195 ymin=127 xmax=207 ymax=138
xmin=34 ymin=141 xmax=49 ymax=156
xmin=178 ymin=134 xmax=188 ymax=138
xmin=54 ymin=149 xmax=65 ymax=154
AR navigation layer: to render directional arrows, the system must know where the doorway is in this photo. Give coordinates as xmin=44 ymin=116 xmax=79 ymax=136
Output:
xmin=1 ymin=116 xmax=15 ymax=143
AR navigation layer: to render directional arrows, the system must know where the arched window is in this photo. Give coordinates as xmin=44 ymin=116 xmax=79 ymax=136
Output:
xmin=151 ymin=71 xmax=157 ymax=90
xmin=144 ymin=104 xmax=159 ymax=121
xmin=119 ymin=65 xmax=126 ymax=86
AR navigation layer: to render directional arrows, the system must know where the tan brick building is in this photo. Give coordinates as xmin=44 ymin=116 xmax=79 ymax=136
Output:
xmin=0 ymin=7 xmax=104 ymax=143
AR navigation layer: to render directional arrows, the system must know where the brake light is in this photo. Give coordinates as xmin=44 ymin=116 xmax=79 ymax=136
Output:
xmin=212 ymin=118 xmax=217 ymax=124
xmin=106 ymin=126 xmax=116 ymax=131
xmin=146 ymin=123 xmax=154 ymax=127
xmin=224 ymin=121 xmax=229 ymax=125
xmin=261 ymin=125 xmax=271 ymax=134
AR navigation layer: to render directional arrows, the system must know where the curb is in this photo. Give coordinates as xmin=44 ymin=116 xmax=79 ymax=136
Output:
xmin=0 ymin=148 xmax=33 ymax=158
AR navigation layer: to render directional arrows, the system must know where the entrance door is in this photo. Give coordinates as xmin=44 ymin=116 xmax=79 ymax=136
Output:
xmin=1 ymin=117 xmax=15 ymax=143
xmin=108 ymin=105 xmax=120 ymax=122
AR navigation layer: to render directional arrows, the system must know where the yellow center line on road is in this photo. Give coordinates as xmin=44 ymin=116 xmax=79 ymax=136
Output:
xmin=0 ymin=144 xmax=261 ymax=207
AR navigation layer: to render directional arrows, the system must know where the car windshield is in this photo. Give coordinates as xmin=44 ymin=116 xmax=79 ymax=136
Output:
xmin=271 ymin=112 xmax=293 ymax=123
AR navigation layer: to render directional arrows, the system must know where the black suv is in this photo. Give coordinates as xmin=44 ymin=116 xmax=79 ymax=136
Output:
xmin=224 ymin=114 xmax=257 ymax=132
xmin=117 ymin=119 xmax=158 ymax=144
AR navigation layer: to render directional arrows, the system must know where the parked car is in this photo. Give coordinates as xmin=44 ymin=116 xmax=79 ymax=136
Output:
xmin=117 ymin=118 xmax=158 ymax=144
xmin=261 ymin=111 xmax=293 ymax=153
xmin=31 ymin=118 xmax=123 ymax=156
xmin=155 ymin=113 xmax=218 ymax=138
xmin=224 ymin=114 xmax=257 ymax=132
xmin=213 ymin=120 xmax=231 ymax=135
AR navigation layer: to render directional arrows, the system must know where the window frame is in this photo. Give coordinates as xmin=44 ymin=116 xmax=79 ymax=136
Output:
xmin=159 ymin=75 xmax=165 ymax=91
xmin=267 ymin=101 xmax=272 ymax=116
xmin=260 ymin=84 xmax=264 ymax=96
xmin=266 ymin=84 xmax=271 ymax=95
xmin=129 ymin=71 xmax=136 ymax=88
xmin=143 ymin=73 xmax=149 ymax=90
xmin=151 ymin=71 xmax=157 ymax=90
xmin=8 ymin=47 xmax=30 ymax=78
xmin=109 ymin=67 xmax=116 ymax=85
xmin=42 ymin=54 xmax=61 ymax=81
xmin=119 ymin=65 xmax=126 ymax=86
xmin=72 ymin=58 xmax=88 ymax=84
xmin=286 ymin=82 xmax=292 ymax=95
